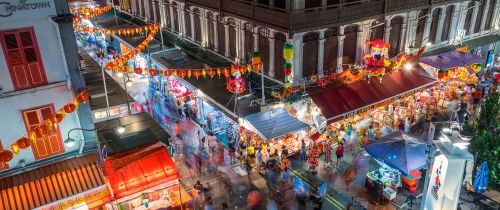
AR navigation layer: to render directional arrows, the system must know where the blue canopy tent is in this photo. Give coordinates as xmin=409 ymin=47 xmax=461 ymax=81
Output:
xmin=242 ymin=108 xmax=309 ymax=140
xmin=365 ymin=131 xmax=427 ymax=176
xmin=473 ymin=161 xmax=489 ymax=193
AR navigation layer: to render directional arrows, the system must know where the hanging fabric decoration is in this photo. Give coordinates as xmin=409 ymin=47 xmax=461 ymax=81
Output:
xmin=227 ymin=66 xmax=246 ymax=94
xmin=283 ymin=63 xmax=292 ymax=76
xmin=283 ymin=43 xmax=294 ymax=62
xmin=251 ymin=51 xmax=262 ymax=72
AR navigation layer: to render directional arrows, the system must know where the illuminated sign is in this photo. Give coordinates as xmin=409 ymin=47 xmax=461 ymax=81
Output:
xmin=36 ymin=186 xmax=110 ymax=210
xmin=0 ymin=0 xmax=51 ymax=17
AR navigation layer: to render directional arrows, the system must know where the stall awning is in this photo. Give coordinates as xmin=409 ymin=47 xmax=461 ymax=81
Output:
xmin=0 ymin=154 xmax=106 ymax=210
xmin=242 ymin=108 xmax=309 ymax=140
xmin=420 ymin=50 xmax=484 ymax=70
xmin=422 ymin=34 xmax=500 ymax=57
xmin=104 ymin=142 xmax=179 ymax=199
xmin=365 ymin=131 xmax=427 ymax=176
xmin=307 ymin=68 xmax=436 ymax=122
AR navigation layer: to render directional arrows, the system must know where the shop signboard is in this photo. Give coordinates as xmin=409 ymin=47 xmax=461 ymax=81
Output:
xmin=35 ymin=185 xmax=110 ymax=210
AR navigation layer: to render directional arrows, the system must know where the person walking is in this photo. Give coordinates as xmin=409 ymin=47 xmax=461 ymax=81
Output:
xmin=300 ymin=140 xmax=307 ymax=161
xmin=336 ymin=142 xmax=345 ymax=167
xmin=324 ymin=138 xmax=332 ymax=166
xmin=228 ymin=145 xmax=235 ymax=163
xmin=174 ymin=120 xmax=182 ymax=140
xmin=255 ymin=149 xmax=262 ymax=174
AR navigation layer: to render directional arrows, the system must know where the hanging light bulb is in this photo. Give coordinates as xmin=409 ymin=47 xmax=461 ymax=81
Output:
xmin=126 ymin=80 xmax=133 ymax=87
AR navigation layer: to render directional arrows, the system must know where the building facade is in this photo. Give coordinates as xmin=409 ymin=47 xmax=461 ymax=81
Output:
xmin=0 ymin=0 xmax=95 ymax=175
xmin=114 ymin=0 xmax=500 ymax=82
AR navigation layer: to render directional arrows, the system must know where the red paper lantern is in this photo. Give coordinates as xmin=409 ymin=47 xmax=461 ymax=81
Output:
xmin=208 ymin=69 xmax=216 ymax=78
xmin=35 ymin=126 xmax=48 ymax=137
xmin=223 ymin=68 xmax=230 ymax=77
xmin=77 ymin=92 xmax=89 ymax=103
xmin=64 ymin=103 xmax=77 ymax=113
xmin=0 ymin=150 xmax=13 ymax=163
xmin=164 ymin=69 xmax=172 ymax=77
xmin=149 ymin=69 xmax=158 ymax=76
xmin=193 ymin=70 xmax=200 ymax=79
xmin=134 ymin=67 xmax=143 ymax=75
xmin=179 ymin=70 xmax=187 ymax=78
xmin=16 ymin=137 xmax=30 ymax=149
xmin=52 ymin=113 xmax=65 ymax=124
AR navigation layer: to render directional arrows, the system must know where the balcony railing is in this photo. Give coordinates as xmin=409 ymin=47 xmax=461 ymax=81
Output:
xmin=385 ymin=0 xmax=429 ymax=13
xmin=184 ymin=0 xmax=440 ymax=31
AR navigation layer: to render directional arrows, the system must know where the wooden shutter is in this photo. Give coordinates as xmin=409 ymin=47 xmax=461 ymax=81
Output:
xmin=0 ymin=28 xmax=47 ymax=90
xmin=2 ymin=33 xmax=31 ymax=89
xmin=22 ymin=105 xmax=64 ymax=160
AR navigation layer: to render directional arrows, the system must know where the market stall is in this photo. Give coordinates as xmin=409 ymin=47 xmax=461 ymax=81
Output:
xmin=239 ymin=107 xmax=310 ymax=157
xmin=364 ymin=132 xmax=426 ymax=202
xmin=103 ymin=142 xmax=192 ymax=209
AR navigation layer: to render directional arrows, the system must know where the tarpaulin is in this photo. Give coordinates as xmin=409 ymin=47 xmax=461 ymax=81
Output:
xmin=104 ymin=142 xmax=179 ymax=199
xmin=242 ymin=108 xmax=309 ymax=140
xmin=420 ymin=51 xmax=484 ymax=70
xmin=307 ymin=68 xmax=436 ymax=122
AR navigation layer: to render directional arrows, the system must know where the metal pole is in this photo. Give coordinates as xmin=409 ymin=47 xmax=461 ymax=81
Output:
xmin=101 ymin=65 xmax=111 ymax=117
xmin=160 ymin=28 xmax=165 ymax=51
xmin=113 ymin=5 xmax=118 ymax=26
xmin=261 ymin=66 xmax=265 ymax=108
xmin=124 ymin=74 xmax=132 ymax=115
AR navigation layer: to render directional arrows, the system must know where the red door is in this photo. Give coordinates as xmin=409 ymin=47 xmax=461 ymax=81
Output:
xmin=0 ymin=28 xmax=47 ymax=90
xmin=22 ymin=105 xmax=64 ymax=160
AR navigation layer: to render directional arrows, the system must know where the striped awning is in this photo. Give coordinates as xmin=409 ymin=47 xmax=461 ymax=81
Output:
xmin=0 ymin=154 xmax=106 ymax=210
xmin=422 ymin=34 xmax=500 ymax=57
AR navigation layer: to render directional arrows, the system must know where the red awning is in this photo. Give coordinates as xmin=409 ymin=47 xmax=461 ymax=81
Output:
xmin=104 ymin=142 xmax=179 ymax=199
xmin=307 ymin=68 xmax=436 ymax=122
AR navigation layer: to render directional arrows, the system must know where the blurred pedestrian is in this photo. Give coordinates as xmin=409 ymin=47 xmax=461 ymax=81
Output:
xmin=221 ymin=202 xmax=229 ymax=209
xmin=324 ymin=139 xmax=332 ymax=166
xmin=204 ymin=196 xmax=214 ymax=210
xmin=175 ymin=120 xmax=182 ymax=139
xmin=228 ymin=145 xmax=235 ymax=163
xmin=300 ymin=139 xmax=307 ymax=161
xmin=255 ymin=149 xmax=262 ymax=174
xmin=336 ymin=142 xmax=344 ymax=167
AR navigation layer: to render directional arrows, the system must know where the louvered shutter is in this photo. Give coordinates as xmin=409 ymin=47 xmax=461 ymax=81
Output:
xmin=40 ymin=107 xmax=64 ymax=155
xmin=2 ymin=33 xmax=31 ymax=89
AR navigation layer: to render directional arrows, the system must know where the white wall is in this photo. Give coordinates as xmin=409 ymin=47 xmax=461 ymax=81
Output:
xmin=0 ymin=0 xmax=69 ymax=92
xmin=0 ymin=0 xmax=84 ymax=169
xmin=0 ymin=84 xmax=83 ymax=168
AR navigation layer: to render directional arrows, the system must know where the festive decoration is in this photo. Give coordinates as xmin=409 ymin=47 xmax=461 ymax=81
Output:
xmin=103 ymin=25 xmax=159 ymax=70
xmin=469 ymin=63 xmax=482 ymax=73
xmin=251 ymin=51 xmax=262 ymax=72
xmin=283 ymin=43 xmax=294 ymax=62
xmin=227 ymin=65 xmax=246 ymax=94
xmin=0 ymin=150 xmax=13 ymax=163
xmin=73 ymin=25 xmax=157 ymax=37
xmin=283 ymin=63 xmax=292 ymax=76
xmin=0 ymin=90 xmax=89 ymax=163
xmin=363 ymin=39 xmax=391 ymax=68
xmin=71 ymin=4 xmax=112 ymax=19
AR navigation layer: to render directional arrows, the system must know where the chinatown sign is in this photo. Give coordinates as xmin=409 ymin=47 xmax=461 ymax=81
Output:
xmin=0 ymin=0 xmax=51 ymax=17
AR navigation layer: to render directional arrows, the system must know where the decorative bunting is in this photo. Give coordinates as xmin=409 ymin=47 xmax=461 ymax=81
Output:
xmin=0 ymin=90 xmax=90 ymax=163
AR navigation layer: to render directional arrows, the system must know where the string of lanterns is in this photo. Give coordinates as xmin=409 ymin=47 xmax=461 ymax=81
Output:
xmin=71 ymin=4 xmax=113 ymax=19
xmin=104 ymin=25 xmax=160 ymax=70
xmin=0 ymin=91 xmax=90 ymax=163
xmin=73 ymin=24 xmax=157 ymax=37
xmin=113 ymin=64 xmax=251 ymax=79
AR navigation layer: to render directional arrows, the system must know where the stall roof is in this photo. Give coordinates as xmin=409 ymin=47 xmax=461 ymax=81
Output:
xmin=365 ymin=131 xmax=427 ymax=176
xmin=104 ymin=142 xmax=179 ymax=199
xmin=307 ymin=67 xmax=436 ymax=122
xmin=243 ymin=108 xmax=309 ymax=140
xmin=420 ymin=51 xmax=484 ymax=70
xmin=0 ymin=154 xmax=107 ymax=209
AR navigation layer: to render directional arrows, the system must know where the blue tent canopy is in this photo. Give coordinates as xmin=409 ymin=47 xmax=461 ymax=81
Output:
xmin=243 ymin=108 xmax=309 ymax=140
xmin=365 ymin=131 xmax=427 ymax=176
